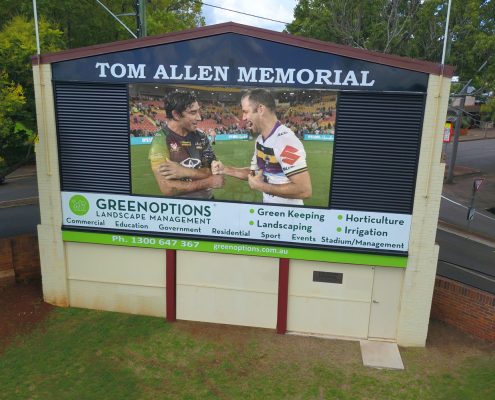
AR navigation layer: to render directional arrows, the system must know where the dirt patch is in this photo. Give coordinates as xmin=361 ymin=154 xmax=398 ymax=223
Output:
xmin=174 ymin=318 xmax=495 ymax=375
xmin=0 ymin=280 xmax=53 ymax=352
xmin=389 ymin=318 xmax=495 ymax=376
xmin=420 ymin=319 xmax=495 ymax=368
xmin=427 ymin=319 xmax=493 ymax=351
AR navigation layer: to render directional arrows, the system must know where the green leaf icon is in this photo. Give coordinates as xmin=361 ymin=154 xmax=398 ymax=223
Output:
xmin=69 ymin=195 xmax=90 ymax=216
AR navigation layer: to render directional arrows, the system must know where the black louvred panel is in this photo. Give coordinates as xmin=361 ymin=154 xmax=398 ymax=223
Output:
xmin=330 ymin=92 xmax=425 ymax=213
xmin=55 ymin=83 xmax=130 ymax=193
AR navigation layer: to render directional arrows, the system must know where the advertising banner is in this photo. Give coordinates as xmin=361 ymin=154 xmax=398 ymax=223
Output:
xmin=62 ymin=231 xmax=407 ymax=267
xmin=62 ymin=192 xmax=411 ymax=254
xmin=131 ymin=137 xmax=153 ymax=145
xmin=304 ymin=134 xmax=334 ymax=141
xmin=214 ymin=134 xmax=249 ymax=141
xmin=130 ymin=135 xmax=249 ymax=144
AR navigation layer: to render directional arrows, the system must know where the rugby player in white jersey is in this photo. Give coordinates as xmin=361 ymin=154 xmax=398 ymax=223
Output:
xmin=212 ymin=89 xmax=312 ymax=205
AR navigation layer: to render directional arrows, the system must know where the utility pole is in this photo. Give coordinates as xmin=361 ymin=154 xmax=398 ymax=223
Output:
xmin=135 ymin=0 xmax=147 ymax=38
xmin=32 ymin=0 xmax=41 ymax=55
xmin=96 ymin=0 xmax=137 ymax=38
xmin=446 ymin=60 xmax=489 ymax=183
xmin=441 ymin=0 xmax=452 ymax=66
xmin=446 ymin=96 xmax=465 ymax=183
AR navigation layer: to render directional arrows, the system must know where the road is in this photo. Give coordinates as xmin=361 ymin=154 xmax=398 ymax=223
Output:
xmin=445 ymin=137 xmax=495 ymax=172
xmin=436 ymin=229 xmax=495 ymax=294
xmin=0 ymin=175 xmax=38 ymax=202
xmin=440 ymin=137 xmax=495 ymax=237
xmin=0 ymin=172 xmax=40 ymax=238
xmin=0 ymin=205 xmax=40 ymax=237
xmin=439 ymin=196 xmax=495 ymax=239
xmin=439 ymin=138 xmax=495 ymax=293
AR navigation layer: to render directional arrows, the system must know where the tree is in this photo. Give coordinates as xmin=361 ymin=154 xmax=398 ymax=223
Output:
xmin=27 ymin=0 xmax=138 ymax=48
xmin=0 ymin=0 xmax=25 ymax=30
xmin=0 ymin=16 xmax=64 ymax=130
xmin=0 ymin=17 xmax=63 ymax=176
xmin=480 ymin=98 xmax=495 ymax=123
xmin=0 ymin=2 xmax=205 ymax=175
xmin=0 ymin=70 xmax=27 ymax=176
xmin=403 ymin=0 xmax=445 ymax=61
xmin=1 ymin=0 xmax=205 ymax=49
xmin=287 ymin=0 xmax=422 ymax=54
xmin=146 ymin=0 xmax=204 ymax=36
xmin=287 ymin=0 xmax=495 ymax=91
xmin=446 ymin=0 xmax=495 ymax=92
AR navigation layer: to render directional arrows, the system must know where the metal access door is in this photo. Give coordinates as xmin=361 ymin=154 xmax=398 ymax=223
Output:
xmin=368 ymin=267 xmax=404 ymax=340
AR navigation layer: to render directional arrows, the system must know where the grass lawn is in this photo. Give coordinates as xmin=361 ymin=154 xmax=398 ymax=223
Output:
xmin=1 ymin=308 xmax=494 ymax=400
xmin=131 ymin=140 xmax=333 ymax=207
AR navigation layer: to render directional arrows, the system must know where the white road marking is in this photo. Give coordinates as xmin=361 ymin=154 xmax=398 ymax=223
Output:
xmin=441 ymin=195 xmax=495 ymax=222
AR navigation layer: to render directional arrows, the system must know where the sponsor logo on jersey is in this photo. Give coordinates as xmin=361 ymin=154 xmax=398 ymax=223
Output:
xmin=280 ymin=145 xmax=300 ymax=165
xmin=180 ymin=158 xmax=201 ymax=168
xmin=169 ymin=142 xmax=179 ymax=152
xmin=256 ymin=150 xmax=277 ymax=163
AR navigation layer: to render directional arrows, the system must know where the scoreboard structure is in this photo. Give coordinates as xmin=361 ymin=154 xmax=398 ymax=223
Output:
xmin=33 ymin=23 xmax=452 ymax=346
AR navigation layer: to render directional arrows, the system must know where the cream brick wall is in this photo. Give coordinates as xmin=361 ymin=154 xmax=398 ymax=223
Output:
xmin=66 ymin=242 xmax=167 ymax=317
xmin=33 ymin=64 xmax=69 ymax=306
xmin=397 ymin=74 xmax=451 ymax=346
xmin=287 ymin=260 xmax=374 ymax=338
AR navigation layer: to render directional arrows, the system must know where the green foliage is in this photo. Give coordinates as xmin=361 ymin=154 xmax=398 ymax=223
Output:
xmin=0 ymin=70 xmax=27 ymax=169
xmin=0 ymin=2 xmax=204 ymax=173
xmin=480 ymin=98 xmax=495 ymax=122
xmin=461 ymin=116 xmax=470 ymax=129
xmin=446 ymin=0 xmax=495 ymax=92
xmin=26 ymin=0 xmax=133 ymax=48
xmin=146 ymin=0 xmax=205 ymax=36
xmin=3 ymin=0 xmax=205 ymax=48
xmin=287 ymin=0 xmax=422 ymax=54
xmin=0 ymin=16 xmax=64 ymax=133
xmin=287 ymin=0 xmax=495 ymax=91
xmin=0 ymin=16 xmax=64 ymax=87
xmin=405 ymin=0 xmax=445 ymax=61
xmin=0 ymin=16 xmax=63 ymax=173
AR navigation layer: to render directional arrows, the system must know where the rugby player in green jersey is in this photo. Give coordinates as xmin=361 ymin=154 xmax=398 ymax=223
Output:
xmin=150 ymin=91 xmax=224 ymax=199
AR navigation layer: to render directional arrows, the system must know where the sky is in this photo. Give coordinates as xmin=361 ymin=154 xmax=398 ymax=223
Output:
xmin=201 ymin=0 xmax=298 ymax=32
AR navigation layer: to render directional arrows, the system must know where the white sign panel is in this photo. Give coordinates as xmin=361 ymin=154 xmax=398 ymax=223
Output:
xmin=62 ymin=192 xmax=411 ymax=253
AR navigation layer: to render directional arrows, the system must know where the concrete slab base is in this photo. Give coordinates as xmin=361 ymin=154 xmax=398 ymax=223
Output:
xmin=360 ymin=340 xmax=404 ymax=370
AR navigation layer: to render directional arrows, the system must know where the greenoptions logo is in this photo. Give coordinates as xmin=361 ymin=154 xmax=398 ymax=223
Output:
xmin=69 ymin=195 xmax=90 ymax=216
